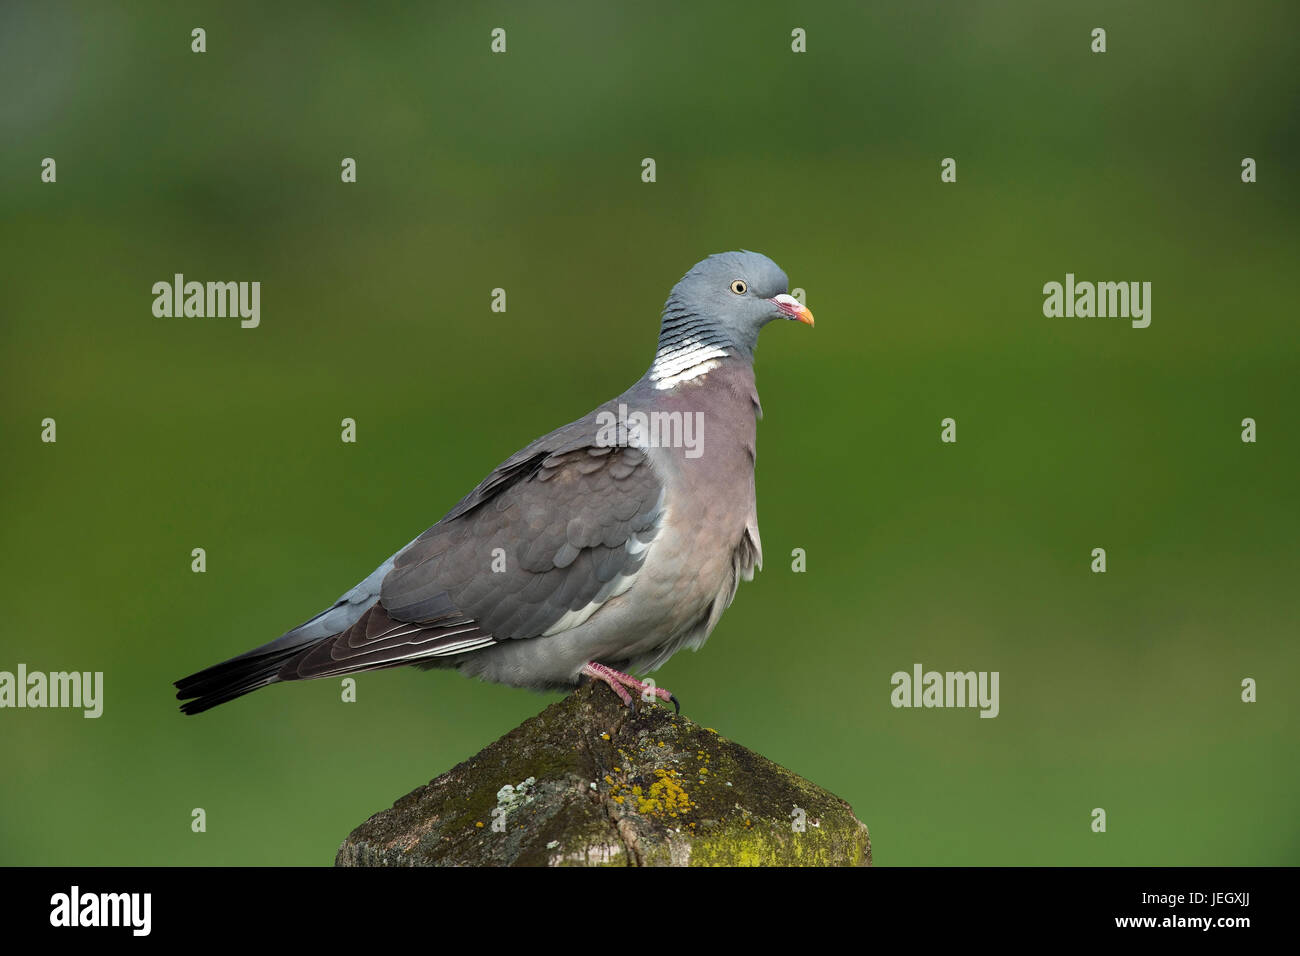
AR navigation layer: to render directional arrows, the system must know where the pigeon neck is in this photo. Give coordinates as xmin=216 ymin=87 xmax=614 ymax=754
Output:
xmin=648 ymin=308 xmax=749 ymax=390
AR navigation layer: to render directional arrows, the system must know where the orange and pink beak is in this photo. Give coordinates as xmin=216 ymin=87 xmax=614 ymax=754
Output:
xmin=771 ymin=293 xmax=815 ymax=327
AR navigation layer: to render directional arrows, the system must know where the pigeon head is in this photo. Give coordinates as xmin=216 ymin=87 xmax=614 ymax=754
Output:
xmin=650 ymin=251 xmax=813 ymax=385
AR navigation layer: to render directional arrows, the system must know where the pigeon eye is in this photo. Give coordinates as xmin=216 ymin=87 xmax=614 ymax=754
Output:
xmin=730 ymin=279 xmax=748 ymax=295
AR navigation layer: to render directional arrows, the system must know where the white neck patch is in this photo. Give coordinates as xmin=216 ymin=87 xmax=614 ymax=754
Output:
xmin=649 ymin=340 xmax=729 ymax=390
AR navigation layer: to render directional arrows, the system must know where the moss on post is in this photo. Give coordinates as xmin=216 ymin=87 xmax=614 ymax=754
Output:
xmin=335 ymin=682 xmax=870 ymax=867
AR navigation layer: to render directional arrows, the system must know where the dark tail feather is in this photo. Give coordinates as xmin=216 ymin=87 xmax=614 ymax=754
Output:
xmin=174 ymin=599 xmax=479 ymax=714
xmin=174 ymin=645 xmax=308 ymax=715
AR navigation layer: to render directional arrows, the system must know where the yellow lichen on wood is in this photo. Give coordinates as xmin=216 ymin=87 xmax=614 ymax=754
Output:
xmin=635 ymin=768 xmax=696 ymax=818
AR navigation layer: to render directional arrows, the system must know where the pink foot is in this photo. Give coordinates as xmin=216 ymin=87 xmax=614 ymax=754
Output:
xmin=581 ymin=662 xmax=680 ymax=713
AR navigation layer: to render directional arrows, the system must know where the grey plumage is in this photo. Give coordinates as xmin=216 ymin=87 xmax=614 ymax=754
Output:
xmin=175 ymin=251 xmax=812 ymax=714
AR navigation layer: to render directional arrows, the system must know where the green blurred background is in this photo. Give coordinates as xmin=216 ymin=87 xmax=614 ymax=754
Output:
xmin=2 ymin=1 xmax=1297 ymax=865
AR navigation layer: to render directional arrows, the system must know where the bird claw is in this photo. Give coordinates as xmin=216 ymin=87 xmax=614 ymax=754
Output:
xmin=581 ymin=662 xmax=679 ymax=715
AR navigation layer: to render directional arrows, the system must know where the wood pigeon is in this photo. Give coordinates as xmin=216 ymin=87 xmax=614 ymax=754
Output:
xmin=175 ymin=251 xmax=813 ymax=714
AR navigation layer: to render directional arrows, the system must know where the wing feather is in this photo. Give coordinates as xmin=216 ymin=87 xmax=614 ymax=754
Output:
xmin=282 ymin=438 xmax=663 ymax=680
